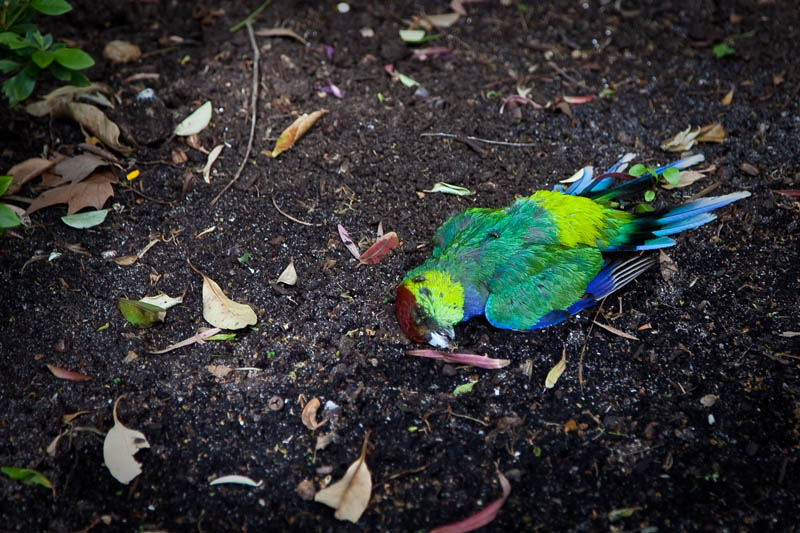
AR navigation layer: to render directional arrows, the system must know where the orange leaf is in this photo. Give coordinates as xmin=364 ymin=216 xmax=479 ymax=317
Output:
xmin=46 ymin=364 xmax=92 ymax=382
xmin=271 ymin=109 xmax=328 ymax=158
xmin=359 ymin=232 xmax=399 ymax=264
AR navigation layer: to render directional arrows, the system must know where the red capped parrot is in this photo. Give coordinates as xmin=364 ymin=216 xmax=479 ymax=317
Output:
xmin=396 ymin=153 xmax=750 ymax=348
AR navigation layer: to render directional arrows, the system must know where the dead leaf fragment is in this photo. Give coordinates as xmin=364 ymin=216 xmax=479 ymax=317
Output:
xmin=337 ymin=224 xmax=361 ymax=260
xmin=103 ymin=396 xmax=150 ymax=484
xmin=359 ymin=232 xmax=399 ymax=264
xmin=593 ymin=320 xmax=639 ymax=341
xmin=205 ymin=364 xmax=232 ymax=378
xmin=721 ymin=87 xmax=734 ymax=106
xmin=6 ymin=157 xmax=56 ymax=194
xmin=202 ymin=144 xmax=224 ymax=183
xmin=659 ymin=250 xmax=678 ymax=282
xmin=52 ymin=153 xmax=109 ymax=185
xmin=46 ymin=364 xmax=91 ymax=382
xmin=271 ymin=110 xmax=328 ymax=158
xmin=739 ymin=162 xmax=758 ymax=176
xmin=301 ymin=397 xmax=328 ymax=430
xmin=25 ymin=169 xmax=117 ymax=215
xmin=210 ymin=475 xmax=262 ymax=487
xmin=700 ymin=394 xmax=719 ymax=407
xmin=188 ymin=260 xmax=257 ymax=330
xmin=660 ymin=126 xmax=700 ymax=152
xmin=147 ymin=327 xmax=221 ymax=354
xmin=103 ymin=40 xmax=142 ymax=63
xmin=314 ymin=431 xmax=372 ymax=522
xmin=277 ymin=260 xmax=298 ymax=285
xmin=57 ymin=102 xmax=133 ymax=155
xmin=544 ymin=348 xmax=567 ymax=389
xmin=695 ymin=123 xmax=728 ymax=144
xmin=661 ymin=170 xmax=705 ymax=190
xmin=430 ymin=471 xmax=511 ymax=533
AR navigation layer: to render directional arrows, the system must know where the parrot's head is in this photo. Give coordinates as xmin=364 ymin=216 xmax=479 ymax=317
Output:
xmin=396 ymin=269 xmax=465 ymax=348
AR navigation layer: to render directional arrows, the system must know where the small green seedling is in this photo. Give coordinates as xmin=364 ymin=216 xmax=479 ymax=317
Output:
xmin=0 ymin=175 xmax=20 ymax=234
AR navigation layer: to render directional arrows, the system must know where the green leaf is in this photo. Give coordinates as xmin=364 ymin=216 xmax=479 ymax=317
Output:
xmin=628 ymin=163 xmax=646 ymax=177
xmin=453 ymin=382 xmax=474 ymax=396
xmin=32 ymin=49 xmax=54 ymax=68
xmin=0 ymin=176 xmax=12 ymax=196
xmin=68 ymin=70 xmax=90 ymax=86
xmin=662 ymin=167 xmax=680 ymax=185
xmin=1 ymin=466 xmax=52 ymax=489
xmin=118 ymin=299 xmax=166 ymax=328
xmin=644 ymin=190 xmax=656 ymax=202
xmin=0 ymin=203 xmax=21 ymax=229
xmin=61 ymin=209 xmax=109 ymax=229
xmin=713 ymin=42 xmax=735 ymax=59
xmin=47 ymin=61 xmax=72 ymax=81
xmin=0 ymin=31 xmax=30 ymax=50
xmin=53 ymin=47 xmax=93 ymax=69
xmin=634 ymin=203 xmax=654 ymax=214
xmin=396 ymin=72 xmax=419 ymax=88
xmin=399 ymin=29 xmax=426 ymax=43
xmin=30 ymin=0 xmax=73 ymax=16
xmin=206 ymin=333 xmax=237 ymax=341
xmin=237 ymin=252 xmax=252 ymax=264
xmin=2 ymin=68 xmax=36 ymax=106
xmin=0 ymin=59 xmax=20 ymax=73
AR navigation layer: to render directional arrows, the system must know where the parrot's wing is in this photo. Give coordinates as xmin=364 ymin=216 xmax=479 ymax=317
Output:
xmin=431 ymin=207 xmax=497 ymax=257
xmin=484 ymin=246 xmax=604 ymax=331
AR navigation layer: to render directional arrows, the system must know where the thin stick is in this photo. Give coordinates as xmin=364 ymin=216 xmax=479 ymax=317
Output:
xmin=211 ymin=22 xmax=259 ymax=206
xmin=271 ymin=195 xmax=320 ymax=226
xmin=578 ymin=301 xmax=605 ymax=392
xmin=547 ymin=61 xmax=589 ymax=89
xmin=420 ymin=132 xmax=536 ymax=147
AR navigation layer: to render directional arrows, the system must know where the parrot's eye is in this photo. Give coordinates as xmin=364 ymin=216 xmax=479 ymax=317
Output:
xmin=412 ymin=275 xmax=425 ymax=283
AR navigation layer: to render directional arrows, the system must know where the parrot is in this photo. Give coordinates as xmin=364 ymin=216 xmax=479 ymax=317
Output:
xmin=396 ymin=153 xmax=750 ymax=348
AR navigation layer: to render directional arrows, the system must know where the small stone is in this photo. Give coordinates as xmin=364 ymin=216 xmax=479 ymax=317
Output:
xmin=103 ymin=40 xmax=142 ymax=63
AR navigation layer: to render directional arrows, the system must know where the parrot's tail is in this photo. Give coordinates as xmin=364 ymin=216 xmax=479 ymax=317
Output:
xmin=605 ymin=191 xmax=751 ymax=251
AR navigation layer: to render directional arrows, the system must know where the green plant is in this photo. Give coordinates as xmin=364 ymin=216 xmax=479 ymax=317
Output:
xmin=629 ymin=163 xmax=680 ymax=207
xmin=0 ymin=0 xmax=93 ymax=106
xmin=0 ymin=175 xmax=21 ymax=234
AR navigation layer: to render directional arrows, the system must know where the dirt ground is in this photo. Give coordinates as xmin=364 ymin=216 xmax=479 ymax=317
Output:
xmin=1 ymin=1 xmax=798 ymax=531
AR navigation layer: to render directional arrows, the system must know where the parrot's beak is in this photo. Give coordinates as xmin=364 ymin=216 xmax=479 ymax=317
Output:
xmin=429 ymin=326 xmax=455 ymax=349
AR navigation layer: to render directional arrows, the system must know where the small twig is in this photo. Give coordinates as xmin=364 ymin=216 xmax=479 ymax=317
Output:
xmin=120 ymin=184 xmax=173 ymax=205
xmin=271 ymin=195 xmax=321 ymax=226
xmin=547 ymin=61 xmax=589 ymax=89
xmin=420 ymin=132 xmax=536 ymax=147
xmin=230 ymin=0 xmax=272 ymax=33
xmin=211 ymin=22 xmax=260 ymax=206
xmin=689 ymin=180 xmax=722 ymax=201
xmin=446 ymin=406 xmax=489 ymax=426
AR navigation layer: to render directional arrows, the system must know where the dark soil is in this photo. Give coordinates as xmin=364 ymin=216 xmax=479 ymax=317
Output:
xmin=1 ymin=1 xmax=799 ymax=531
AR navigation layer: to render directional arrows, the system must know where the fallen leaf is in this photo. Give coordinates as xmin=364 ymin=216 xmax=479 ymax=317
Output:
xmin=449 ymin=0 xmax=483 ymax=16
xmin=63 ymin=410 xmax=92 ymax=424
xmin=563 ymin=95 xmax=594 ymax=104
xmin=609 ymin=507 xmax=640 ymax=522
xmin=61 ymin=208 xmax=109 ymax=229
xmin=57 ymin=102 xmax=133 ymax=155
xmin=700 ymin=394 xmax=719 ymax=407
xmin=424 ymin=12 xmax=460 ymax=28
xmin=6 ymin=157 xmax=56 ymax=194
xmin=301 ymin=397 xmax=328 ymax=430
xmin=359 ymin=231 xmax=399 ymax=264
xmin=695 ymin=123 xmax=728 ymax=143
xmin=25 ymin=169 xmax=117 ymax=215
xmin=593 ymin=320 xmax=639 ymax=341
xmin=774 ymin=190 xmax=800 ymax=197
xmin=189 ymin=260 xmax=257 ymax=330
xmin=277 ymin=260 xmax=298 ymax=285
xmin=24 ymin=82 xmax=116 ymax=117
xmin=661 ymin=170 xmax=705 ymax=190
xmin=139 ymin=292 xmax=184 ymax=310
xmin=659 ymin=249 xmax=678 ymax=281
xmin=660 ymin=126 xmax=700 ymax=152
xmin=202 ymin=144 xmax=223 ymax=183
xmin=337 ymin=224 xmax=361 ymax=260
xmin=118 ymin=298 xmax=165 ymax=328
xmin=147 ymin=327 xmax=221 ymax=354
xmin=205 ymin=364 xmax=232 ymax=378
xmin=430 ymin=471 xmax=511 ymax=533
xmin=271 ymin=109 xmax=328 ymax=158
xmin=103 ymin=396 xmax=150 ymax=485
xmin=113 ymin=254 xmax=139 ymax=266
xmin=423 ymin=182 xmax=473 ymax=196
xmin=453 ymin=382 xmax=474 ymax=396
xmin=46 ymin=364 xmax=92 ymax=382
xmin=103 ymin=40 xmax=142 ymax=63
xmin=399 ymin=29 xmax=427 ymax=43
xmin=407 ymin=350 xmax=510 ymax=369
xmin=315 ymin=431 xmax=372 ymax=523
xmin=210 ymin=475 xmax=263 ymax=487
xmin=175 ymin=101 xmax=213 ymax=136
xmin=544 ymin=347 xmax=566 ymax=389
xmin=739 ymin=162 xmax=758 ymax=176
xmin=1 ymin=467 xmax=52 ymax=490
xmin=254 ymin=27 xmax=309 ymax=45
xmin=721 ymin=87 xmax=734 ymax=105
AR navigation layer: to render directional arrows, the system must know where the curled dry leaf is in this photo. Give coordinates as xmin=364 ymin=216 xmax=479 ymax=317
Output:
xmin=661 ymin=123 xmax=728 ymax=152
xmin=301 ymin=397 xmax=328 ymax=430
xmin=60 ymin=102 xmax=133 ymax=155
xmin=25 ymin=82 xmax=116 ymax=117
xmin=314 ymin=431 xmax=372 ymax=523
xmin=544 ymin=347 xmax=567 ymax=389
xmin=103 ymin=396 xmax=150 ymax=484
xmin=147 ymin=327 xmax=221 ymax=354
xmin=209 ymin=475 xmax=263 ymax=487
xmin=25 ymin=169 xmax=117 ymax=216
xmin=175 ymin=101 xmax=213 ymax=136
xmin=659 ymin=249 xmax=678 ymax=282
xmin=103 ymin=40 xmax=142 ymax=63
xmin=277 ymin=260 xmax=298 ymax=285
xmin=407 ymin=349 xmax=510 ymax=369
xmin=721 ymin=87 xmax=734 ymax=106
xmin=431 ymin=471 xmax=511 ymax=533
xmin=423 ymin=182 xmax=473 ymax=196
xmin=700 ymin=394 xmax=719 ymax=407
xmin=337 ymin=224 xmax=362 ymax=261
xmin=202 ymin=144 xmax=224 ymax=183
xmin=6 ymin=157 xmax=56 ymax=194
xmin=271 ymin=109 xmax=328 ymax=158
xmin=661 ymin=170 xmax=705 ymax=190
xmin=359 ymin=231 xmax=399 ymax=264
xmin=139 ymin=292 xmax=184 ymax=310
xmin=46 ymin=364 xmax=91 ymax=382
xmin=187 ymin=260 xmax=257 ymax=330
xmin=592 ymin=320 xmax=639 ymax=341
xmin=423 ymin=12 xmax=460 ymax=28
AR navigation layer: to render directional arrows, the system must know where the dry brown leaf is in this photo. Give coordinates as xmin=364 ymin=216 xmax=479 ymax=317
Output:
xmin=659 ymin=250 xmax=678 ymax=281
xmin=205 ymin=364 xmax=233 ymax=378
xmin=52 ymin=153 xmax=109 ymax=185
xmin=661 ymin=170 xmax=706 ymax=190
xmin=46 ymin=364 xmax=92 ymax=382
xmin=695 ymin=123 xmax=728 ymax=144
xmin=660 ymin=126 xmax=700 ymax=152
xmin=24 ymin=82 xmax=116 ymax=117
xmin=277 ymin=260 xmax=298 ymax=285
xmin=272 ymin=109 xmax=328 ymax=158
xmin=301 ymin=397 xmax=327 ymax=430
xmin=314 ymin=431 xmax=372 ymax=523
xmin=103 ymin=396 xmax=149 ymax=484
xmin=700 ymin=394 xmax=719 ymax=407
xmin=6 ymin=157 xmax=56 ymax=194
xmin=56 ymin=102 xmax=134 ymax=155
xmin=544 ymin=347 xmax=567 ymax=389
xmin=188 ymin=260 xmax=257 ymax=330
xmin=721 ymin=88 xmax=734 ymax=106
xmin=359 ymin=232 xmax=399 ymax=264
xmin=254 ymin=27 xmax=309 ymax=45
xmin=113 ymin=254 xmax=139 ymax=266
xmin=592 ymin=320 xmax=639 ymax=341
xmin=63 ymin=410 xmax=91 ymax=424
xmin=26 ymin=169 xmax=117 ymax=215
